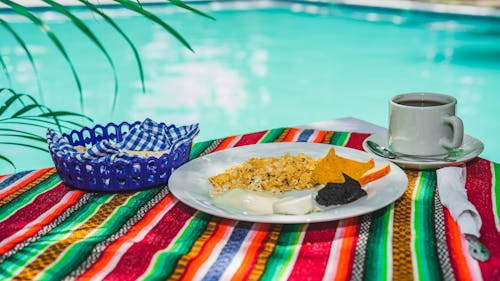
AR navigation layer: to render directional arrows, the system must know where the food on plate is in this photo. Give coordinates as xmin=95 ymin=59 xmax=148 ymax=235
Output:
xmin=335 ymin=154 xmax=375 ymax=181
xmin=212 ymin=188 xmax=279 ymax=215
xmin=312 ymin=147 xmax=345 ymax=184
xmin=273 ymin=193 xmax=315 ymax=215
xmin=359 ymin=163 xmax=391 ymax=186
xmin=315 ymin=174 xmax=367 ymax=206
xmin=208 ymin=153 xmax=317 ymax=194
xmin=209 ymin=146 xmax=389 ymax=215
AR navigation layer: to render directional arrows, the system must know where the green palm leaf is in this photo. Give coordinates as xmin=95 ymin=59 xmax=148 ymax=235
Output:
xmin=0 ymin=18 xmax=44 ymax=99
xmin=0 ymin=89 xmax=37 ymax=115
xmin=0 ymin=133 xmax=46 ymax=143
xmin=113 ymin=0 xmax=194 ymax=52
xmin=11 ymin=104 xmax=43 ymax=118
xmin=0 ymin=142 xmax=48 ymax=152
xmin=0 ymin=89 xmax=64 ymax=131
xmin=9 ymin=116 xmax=85 ymax=130
xmin=0 ymin=154 xmax=15 ymax=172
xmin=0 ymin=55 xmax=12 ymax=88
xmin=0 ymin=120 xmax=74 ymax=131
xmin=77 ymin=0 xmax=146 ymax=94
xmin=0 ymin=89 xmax=92 ymax=170
xmin=38 ymin=110 xmax=93 ymax=122
xmin=168 ymin=0 xmax=215 ymax=20
xmin=0 ymin=0 xmax=83 ymax=111
xmin=41 ymin=0 xmax=119 ymax=112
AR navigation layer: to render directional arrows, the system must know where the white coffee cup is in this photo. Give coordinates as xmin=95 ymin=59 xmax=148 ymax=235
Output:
xmin=388 ymin=93 xmax=464 ymax=156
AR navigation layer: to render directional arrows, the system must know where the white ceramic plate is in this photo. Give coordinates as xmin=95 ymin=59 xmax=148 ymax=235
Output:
xmin=168 ymin=142 xmax=408 ymax=224
xmin=362 ymin=133 xmax=484 ymax=170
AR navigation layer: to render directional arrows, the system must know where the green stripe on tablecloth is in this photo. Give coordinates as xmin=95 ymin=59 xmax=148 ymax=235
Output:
xmin=414 ymin=171 xmax=440 ymax=281
xmin=260 ymin=128 xmax=285 ymax=143
xmin=0 ymin=173 xmax=60 ymax=221
xmin=493 ymin=163 xmax=500 ymax=232
xmin=140 ymin=212 xmax=211 ymax=280
xmin=0 ymin=194 xmax=114 ymax=276
xmin=190 ymin=140 xmax=214 ymax=159
xmin=260 ymin=224 xmax=304 ymax=280
xmin=364 ymin=206 xmax=392 ymax=281
xmin=38 ymin=190 xmax=158 ymax=280
xmin=330 ymin=131 xmax=349 ymax=146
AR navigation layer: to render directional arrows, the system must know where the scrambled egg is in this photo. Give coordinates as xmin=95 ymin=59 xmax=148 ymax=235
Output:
xmin=209 ymin=153 xmax=317 ymax=194
xmin=208 ymin=147 xmax=377 ymax=195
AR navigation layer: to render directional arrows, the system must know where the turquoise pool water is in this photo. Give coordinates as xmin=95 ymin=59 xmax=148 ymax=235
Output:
xmin=1 ymin=2 xmax=500 ymax=174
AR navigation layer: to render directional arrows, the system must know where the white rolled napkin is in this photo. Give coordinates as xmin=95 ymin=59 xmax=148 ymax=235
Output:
xmin=437 ymin=167 xmax=482 ymax=237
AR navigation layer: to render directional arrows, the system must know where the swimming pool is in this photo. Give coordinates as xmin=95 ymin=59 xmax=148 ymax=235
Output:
xmin=1 ymin=1 xmax=499 ymax=174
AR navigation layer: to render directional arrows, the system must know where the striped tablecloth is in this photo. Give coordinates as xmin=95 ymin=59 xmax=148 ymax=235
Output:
xmin=0 ymin=128 xmax=499 ymax=280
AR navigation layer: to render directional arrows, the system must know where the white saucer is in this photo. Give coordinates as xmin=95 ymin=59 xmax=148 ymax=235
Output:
xmin=362 ymin=133 xmax=484 ymax=170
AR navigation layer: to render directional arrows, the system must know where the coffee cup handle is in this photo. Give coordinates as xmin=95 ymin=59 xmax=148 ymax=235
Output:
xmin=440 ymin=115 xmax=464 ymax=149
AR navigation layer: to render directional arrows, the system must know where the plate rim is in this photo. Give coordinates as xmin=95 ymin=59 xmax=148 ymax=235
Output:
xmin=168 ymin=142 xmax=408 ymax=223
xmin=362 ymin=133 xmax=484 ymax=170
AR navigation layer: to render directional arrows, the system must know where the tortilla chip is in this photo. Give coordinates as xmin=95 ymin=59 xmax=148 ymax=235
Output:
xmin=312 ymin=147 xmax=345 ymax=184
xmin=336 ymin=155 xmax=375 ymax=181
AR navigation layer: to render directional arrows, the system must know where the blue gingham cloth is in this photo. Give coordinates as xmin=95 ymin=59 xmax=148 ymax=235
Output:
xmin=47 ymin=119 xmax=199 ymax=163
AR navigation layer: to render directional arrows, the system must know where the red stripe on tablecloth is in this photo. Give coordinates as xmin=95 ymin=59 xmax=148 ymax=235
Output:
xmin=344 ymin=133 xmax=371 ymax=151
xmin=234 ymin=130 xmax=267 ymax=147
xmin=231 ymin=223 xmax=272 ymax=281
xmin=465 ymin=159 xmax=500 ymax=280
xmin=287 ymin=221 xmax=339 ymax=280
xmin=100 ymin=203 xmax=196 ymax=281
xmin=281 ymin=128 xmax=301 ymax=142
xmin=212 ymin=136 xmax=238 ymax=152
xmin=0 ymin=191 xmax=82 ymax=255
xmin=312 ymin=130 xmax=327 ymax=143
xmin=444 ymin=208 xmax=473 ymax=281
xmin=0 ymin=168 xmax=53 ymax=200
xmin=179 ymin=219 xmax=235 ymax=281
xmin=0 ymin=183 xmax=70 ymax=238
xmin=77 ymin=193 xmax=177 ymax=280
xmin=334 ymin=218 xmax=359 ymax=281
xmin=0 ymin=183 xmax=78 ymax=252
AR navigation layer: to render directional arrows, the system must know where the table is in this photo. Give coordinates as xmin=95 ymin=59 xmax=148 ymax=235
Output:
xmin=0 ymin=120 xmax=499 ymax=280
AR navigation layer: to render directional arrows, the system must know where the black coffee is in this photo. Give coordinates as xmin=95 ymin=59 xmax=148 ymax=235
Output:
xmin=397 ymin=99 xmax=447 ymax=107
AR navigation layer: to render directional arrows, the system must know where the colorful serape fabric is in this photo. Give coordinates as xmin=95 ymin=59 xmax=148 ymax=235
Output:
xmin=0 ymin=128 xmax=499 ymax=281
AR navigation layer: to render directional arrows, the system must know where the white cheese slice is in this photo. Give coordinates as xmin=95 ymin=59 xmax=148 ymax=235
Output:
xmin=273 ymin=194 xmax=314 ymax=215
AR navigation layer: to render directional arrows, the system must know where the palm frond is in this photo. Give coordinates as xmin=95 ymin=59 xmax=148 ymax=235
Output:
xmin=0 ymin=88 xmax=73 ymax=132
xmin=41 ymin=0 xmax=119 ymax=112
xmin=0 ymin=55 xmax=12 ymax=88
xmin=11 ymin=104 xmax=44 ymax=118
xmin=5 ymin=116 xmax=85 ymax=130
xmin=0 ymin=88 xmax=36 ymax=115
xmin=0 ymin=154 xmax=15 ymax=172
xmin=0 ymin=18 xmax=44 ymax=99
xmin=168 ymin=0 xmax=215 ymax=20
xmin=77 ymin=0 xmax=146 ymax=94
xmin=38 ymin=110 xmax=93 ymax=122
xmin=113 ymin=0 xmax=194 ymax=52
xmin=0 ymin=0 xmax=83 ymax=111
xmin=0 ymin=132 xmax=47 ymax=143
xmin=0 ymin=120 xmax=74 ymax=131
xmin=0 ymin=141 xmax=48 ymax=152
xmin=0 ymin=89 xmax=92 ymax=171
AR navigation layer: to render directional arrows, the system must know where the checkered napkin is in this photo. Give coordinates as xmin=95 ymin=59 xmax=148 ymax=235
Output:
xmin=47 ymin=119 xmax=199 ymax=163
